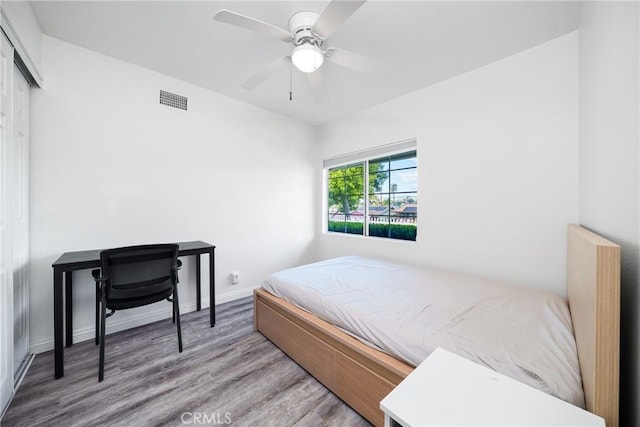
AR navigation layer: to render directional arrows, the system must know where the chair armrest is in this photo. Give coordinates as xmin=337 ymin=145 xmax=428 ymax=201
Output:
xmin=172 ymin=259 xmax=183 ymax=284
xmin=91 ymin=269 xmax=107 ymax=283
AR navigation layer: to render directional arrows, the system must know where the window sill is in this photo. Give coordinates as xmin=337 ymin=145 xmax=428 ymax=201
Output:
xmin=322 ymin=230 xmax=418 ymax=244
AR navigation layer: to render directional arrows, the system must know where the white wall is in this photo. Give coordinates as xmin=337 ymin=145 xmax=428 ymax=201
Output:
xmin=29 ymin=35 xmax=317 ymax=353
xmin=578 ymin=2 xmax=640 ymax=425
xmin=316 ymin=33 xmax=579 ymax=294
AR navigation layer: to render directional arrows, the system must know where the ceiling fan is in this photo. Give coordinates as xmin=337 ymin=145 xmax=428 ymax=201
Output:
xmin=213 ymin=0 xmax=386 ymax=100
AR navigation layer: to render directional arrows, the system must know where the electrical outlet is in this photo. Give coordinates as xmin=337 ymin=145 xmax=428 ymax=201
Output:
xmin=231 ymin=272 xmax=239 ymax=285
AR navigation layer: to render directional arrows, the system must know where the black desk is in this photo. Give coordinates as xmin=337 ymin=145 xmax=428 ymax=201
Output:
xmin=52 ymin=241 xmax=215 ymax=379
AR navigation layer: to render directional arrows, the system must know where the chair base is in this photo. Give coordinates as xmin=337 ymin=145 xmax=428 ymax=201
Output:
xmin=98 ymin=284 xmax=183 ymax=382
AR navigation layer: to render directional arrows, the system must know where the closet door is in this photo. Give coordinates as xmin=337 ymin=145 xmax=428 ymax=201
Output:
xmin=12 ymin=63 xmax=29 ymax=375
xmin=0 ymin=30 xmax=15 ymax=413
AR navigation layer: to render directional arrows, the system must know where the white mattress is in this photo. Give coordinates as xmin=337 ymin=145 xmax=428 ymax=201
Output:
xmin=261 ymin=256 xmax=585 ymax=408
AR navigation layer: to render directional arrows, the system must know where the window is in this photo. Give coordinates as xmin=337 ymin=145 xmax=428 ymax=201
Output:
xmin=325 ymin=143 xmax=417 ymax=241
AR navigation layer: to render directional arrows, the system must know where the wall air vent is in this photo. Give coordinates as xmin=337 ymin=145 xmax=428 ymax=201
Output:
xmin=159 ymin=90 xmax=188 ymax=111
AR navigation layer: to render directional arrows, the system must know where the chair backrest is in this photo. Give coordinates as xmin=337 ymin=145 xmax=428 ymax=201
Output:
xmin=100 ymin=244 xmax=178 ymax=303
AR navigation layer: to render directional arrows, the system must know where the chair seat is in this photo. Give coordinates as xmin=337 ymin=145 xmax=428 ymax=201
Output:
xmin=106 ymin=287 xmax=173 ymax=310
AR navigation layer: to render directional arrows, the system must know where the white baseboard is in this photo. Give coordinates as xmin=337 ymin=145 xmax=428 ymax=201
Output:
xmin=29 ymin=286 xmax=258 ymax=354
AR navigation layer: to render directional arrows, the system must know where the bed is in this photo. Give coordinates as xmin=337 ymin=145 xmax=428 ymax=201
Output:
xmin=254 ymin=224 xmax=620 ymax=427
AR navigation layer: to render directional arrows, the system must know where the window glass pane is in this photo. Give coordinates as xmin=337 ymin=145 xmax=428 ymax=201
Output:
xmin=369 ymin=171 xmax=389 ymax=194
xmin=390 ymin=168 xmax=417 ymax=193
xmin=368 ymin=194 xmax=388 ymax=208
xmin=345 ymin=222 xmax=364 ymax=235
xmin=369 ymin=158 xmax=389 ymax=173
xmin=390 ymin=192 xmax=417 ymax=241
xmin=346 ymin=195 xmax=365 ymax=217
xmin=392 ymin=192 xmax=417 ymax=209
xmin=390 ymin=223 xmax=417 ymax=240
xmin=328 ymin=178 xmax=344 ymax=196
xmin=328 ymin=168 xmax=345 ymax=180
xmin=328 ymin=198 xmax=342 ymax=217
xmin=328 ymin=193 xmax=364 ymax=236
xmin=368 ymin=211 xmax=390 ymax=238
xmin=343 ymin=163 xmax=363 ymax=177
xmin=368 ymin=196 xmax=390 ymax=231
xmin=328 ymin=162 xmax=364 ymax=224
xmin=329 ymin=194 xmax=361 ymax=214
xmin=345 ymin=195 xmax=365 ymax=235
xmin=343 ymin=173 xmax=364 ymax=195
xmin=328 ymin=218 xmax=365 ymax=235
xmin=390 ymin=151 xmax=417 ymax=170
xmin=345 ymin=195 xmax=364 ymax=234
xmin=327 ymin=216 xmax=345 ymax=233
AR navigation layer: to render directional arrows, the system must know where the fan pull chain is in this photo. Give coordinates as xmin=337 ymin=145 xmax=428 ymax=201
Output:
xmin=289 ymin=60 xmax=293 ymax=101
xmin=314 ymin=44 xmax=318 ymax=70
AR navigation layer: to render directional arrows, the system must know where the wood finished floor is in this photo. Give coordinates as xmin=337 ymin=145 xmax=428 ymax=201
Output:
xmin=2 ymin=297 xmax=369 ymax=426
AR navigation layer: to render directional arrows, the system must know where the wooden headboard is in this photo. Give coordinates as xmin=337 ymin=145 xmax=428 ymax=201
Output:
xmin=567 ymin=224 xmax=620 ymax=427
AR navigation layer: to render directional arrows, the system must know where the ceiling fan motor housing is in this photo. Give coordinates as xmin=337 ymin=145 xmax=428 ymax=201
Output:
xmin=289 ymin=11 xmax=323 ymax=46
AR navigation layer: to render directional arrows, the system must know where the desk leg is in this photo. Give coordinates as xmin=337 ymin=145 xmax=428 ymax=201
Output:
xmin=53 ymin=267 xmax=64 ymax=379
xmin=210 ymin=248 xmax=215 ymax=327
xmin=196 ymin=254 xmax=201 ymax=312
xmin=65 ymin=271 xmax=73 ymax=347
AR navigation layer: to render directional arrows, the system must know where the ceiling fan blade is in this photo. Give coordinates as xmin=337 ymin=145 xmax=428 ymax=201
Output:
xmin=312 ymin=0 xmax=366 ymax=39
xmin=307 ymin=69 xmax=328 ymax=104
xmin=241 ymin=56 xmax=291 ymax=90
xmin=214 ymin=9 xmax=293 ymax=43
xmin=325 ymin=47 xmax=390 ymax=75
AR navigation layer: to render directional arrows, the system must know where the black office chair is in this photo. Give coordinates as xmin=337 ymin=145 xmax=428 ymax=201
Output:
xmin=91 ymin=244 xmax=183 ymax=382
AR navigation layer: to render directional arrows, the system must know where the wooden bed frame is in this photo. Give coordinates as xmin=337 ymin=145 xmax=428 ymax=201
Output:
xmin=254 ymin=224 xmax=620 ymax=426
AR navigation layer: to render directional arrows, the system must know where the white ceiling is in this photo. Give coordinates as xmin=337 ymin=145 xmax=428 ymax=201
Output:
xmin=30 ymin=1 xmax=581 ymax=125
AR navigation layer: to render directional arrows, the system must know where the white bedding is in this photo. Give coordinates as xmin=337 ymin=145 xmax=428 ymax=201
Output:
xmin=261 ymin=255 xmax=585 ymax=408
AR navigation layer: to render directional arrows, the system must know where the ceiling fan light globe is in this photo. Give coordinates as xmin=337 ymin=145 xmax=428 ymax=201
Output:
xmin=292 ymin=44 xmax=324 ymax=73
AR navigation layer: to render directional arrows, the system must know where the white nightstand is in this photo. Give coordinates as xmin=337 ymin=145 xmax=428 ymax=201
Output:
xmin=380 ymin=348 xmax=604 ymax=427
